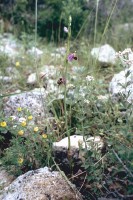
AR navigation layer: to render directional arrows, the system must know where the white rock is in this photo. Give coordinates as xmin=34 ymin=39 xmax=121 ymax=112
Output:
xmin=4 ymin=88 xmax=48 ymax=126
xmin=27 ymin=47 xmax=43 ymax=58
xmin=51 ymin=53 xmax=61 ymax=59
xmin=91 ymin=44 xmax=116 ymax=65
xmin=53 ymin=135 xmax=103 ymax=150
xmin=0 ymin=33 xmax=21 ymax=57
xmin=40 ymin=65 xmax=57 ymax=79
xmin=55 ymin=47 xmax=66 ymax=55
xmin=114 ymin=23 xmax=133 ymax=34
xmin=27 ymin=73 xmax=37 ymax=84
xmin=1 ymin=167 xmax=82 ymax=200
xmin=0 ymin=76 xmax=12 ymax=83
xmin=109 ymin=66 xmax=133 ymax=103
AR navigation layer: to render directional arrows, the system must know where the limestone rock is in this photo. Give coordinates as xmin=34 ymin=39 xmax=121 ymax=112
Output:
xmin=53 ymin=135 xmax=103 ymax=150
xmin=0 ymin=33 xmax=21 ymax=57
xmin=109 ymin=66 xmax=133 ymax=103
xmin=1 ymin=167 xmax=82 ymax=200
xmin=91 ymin=44 xmax=116 ymax=65
xmin=27 ymin=72 xmax=36 ymax=85
xmin=27 ymin=47 xmax=43 ymax=58
xmin=3 ymin=88 xmax=48 ymax=126
xmin=0 ymin=76 xmax=12 ymax=83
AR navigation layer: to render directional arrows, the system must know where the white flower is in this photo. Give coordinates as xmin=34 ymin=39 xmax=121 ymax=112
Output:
xmin=86 ymin=75 xmax=94 ymax=82
xmin=97 ymin=95 xmax=109 ymax=101
xmin=10 ymin=115 xmax=17 ymax=121
xmin=67 ymin=84 xmax=75 ymax=89
xmin=19 ymin=117 xmax=26 ymax=123
xmin=84 ymin=99 xmax=90 ymax=104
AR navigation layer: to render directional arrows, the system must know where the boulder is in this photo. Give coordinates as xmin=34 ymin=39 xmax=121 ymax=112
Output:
xmin=91 ymin=44 xmax=116 ymax=65
xmin=27 ymin=47 xmax=43 ymax=58
xmin=109 ymin=66 xmax=133 ymax=103
xmin=0 ymin=76 xmax=12 ymax=83
xmin=27 ymin=72 xmax=37 ymax=85
xmin=53 ymin=135 xmax=103 ymax=150
xmin=3 ymin=88 xmax=48 ymax=126
xmin=1 ymin=167 xmax=83 ymax=200
xmin=0 ymin=33 xmax=22 ymax=57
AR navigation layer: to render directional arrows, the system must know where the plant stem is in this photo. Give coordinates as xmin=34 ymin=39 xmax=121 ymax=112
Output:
xmin=64 ymin=17 xmax=71 ymax=150
xmin=93 ymin=0 xmax=99 ymax=47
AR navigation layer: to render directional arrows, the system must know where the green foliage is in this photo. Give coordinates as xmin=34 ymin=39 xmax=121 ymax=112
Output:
xmin=0 ymin=108 xmax=53 ymax=176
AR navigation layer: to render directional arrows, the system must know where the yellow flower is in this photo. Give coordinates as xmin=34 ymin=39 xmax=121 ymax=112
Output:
xmin=0 ymin=121 xmax=7 ymax=127
xmin=34 ymin=127 xmax=39 ymax=132
xmin=28 ymin=115 xmax=33 ymax=120
xmin=17 ymin=107 xmax=22 ymax=112
xmin=21 ymin=121 xmax=26 ymax=127
xmin=42 ymin=133 xmax=47 ymax=139
xmin=15 ymin=61 xmax=20 ymax=67
xmin=18 ymin=130 xmax=24 ymax=136
xmin=18 ymin=157 xmax=24 ymax=164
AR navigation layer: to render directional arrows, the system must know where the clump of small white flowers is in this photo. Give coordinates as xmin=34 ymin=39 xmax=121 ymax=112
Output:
xmin=97 ymin=95 xmax=109 ymax=101
xmin=10 ymin=115 xmax=17 ymax=121
xmin=84 ymin=99 xmax=90 ymax=104
xmin=115 ymin=48 xmax=133 ymax=68
xmin=79 ymin=86 xmax=87 ymax=97
xmin=67 ymin=83 xmax=75 ymax=89
xmin=86 ymin=75 xmax=94 ymax=82
xmin=19 ymin=117 xmax=26 ymax=123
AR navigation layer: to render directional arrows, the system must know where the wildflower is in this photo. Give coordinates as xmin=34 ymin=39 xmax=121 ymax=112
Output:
xmin=64 ymin=27 xmax=68 ymax=33
xmin=97 ymin=95 xmax=109 ymax=101
xmin=0 ymin=121 xmax=7 ymax=127
xmin=10 ymin=115 xmax=17 ymax=121
xmin=67 ymin=53 xmax=77 ymax=62
xmin=21 ymin=121 xmax=27 ymax=127
xmin=84 ymin=99 xmax=90 ymax=104
xmin=34 ymin=127 xmax=39 ymax=132
xmin=18 ymin=130 xmax=24 ymax=136
xmin=86 ymin=75 xmax=94 ymax=82
xmin=15 ymin=61 xmax=20 ymax=67
xmin=42 ymin=133 xmax=47 ymax=139
xmin=17 ymin=107 xmax=22 ymax=112
xmin=18 ymin=157 xmax=24 ymax=164
xmin=19 ymin=117 xmax=26 ymax=123
xmin=67 ymin=83 xmax=75 ymax=89
xmin=28 ymin=115 xmax=33 ymax=120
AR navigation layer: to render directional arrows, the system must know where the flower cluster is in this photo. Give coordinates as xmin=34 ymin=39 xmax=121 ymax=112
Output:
xmin=115 ymin=48 xmax=133 ymax=67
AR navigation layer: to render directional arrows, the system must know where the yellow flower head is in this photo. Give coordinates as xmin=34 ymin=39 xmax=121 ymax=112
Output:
xmin=18 ymin=130 xmax=24 ymax=136
xmin=17 ymin=107 xmax=22 ymax=112
xmin=18 ymin=157 xmax=24 ymax=164
xmin=34 ymin=127 xmax=39 ymax=132
xmin=15 ymin=61 xmax=20 ymax=67
xmin=21 ymin=121 xmax=27 ymax=127
xmin=0 ymin=121 xmax=7 ymax=127
xmin=42 ymin=133 xmax=47 ymax=139
xmin=28 ymin=115 xmax=33 ymax=120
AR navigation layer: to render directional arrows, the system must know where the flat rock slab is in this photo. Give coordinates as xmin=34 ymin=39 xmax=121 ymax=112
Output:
xmin=1 ymin=167 xmax=83 ymax=200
